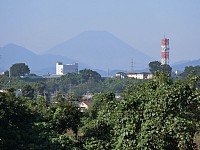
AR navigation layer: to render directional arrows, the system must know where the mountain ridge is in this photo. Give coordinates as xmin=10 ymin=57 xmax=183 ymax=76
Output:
xmin=0 ymin=31 xmax=199 ymax=76
xmin=172 ymin=59 xmax=200 ymax=71
xmin=0 ymin=43 xmax=89 ymax=75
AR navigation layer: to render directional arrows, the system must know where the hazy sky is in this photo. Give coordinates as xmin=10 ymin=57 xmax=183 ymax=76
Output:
xmin=0 ymin=0 xmax=200 ymax=64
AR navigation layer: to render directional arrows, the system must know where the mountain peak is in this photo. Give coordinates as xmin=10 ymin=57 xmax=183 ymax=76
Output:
xmin=73 ymin=30 xmax=120 ymax=42
xmin=81 ymin=30 xmax=109 ymax=34
xmin=1 ymin=43 xmax=35 ymax=55
xmin=46 ymin=31 xmax=153 ymax=70
xmin=79 ymin=30 xmax=113 ymax=36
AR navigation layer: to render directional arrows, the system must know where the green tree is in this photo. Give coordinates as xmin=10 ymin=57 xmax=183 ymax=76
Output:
xmin=115 ymin=73 xmax=199 ymax=149
xmin=82 ymin=92 xmax=116 ymax=149
xmin=28 ymin=95 xmax=81 ymax=149
xmin=35 ymin=96 xmax=47 ymax=114
xmin=149 ymin=61 xmax=172 ymax=75
xmin=2 ymin=70 xmax=9 ymax=77
xmin=0 ymin=91 xmax=36 ymax=149
xmin=82 ymin=73 xmax=200 ymax=149
xmin=160 ymin=64 xmax=172 ymax=74
xmin=61 ymin=72 xmax=81 ymax=85
xmin=79 ymin=69 xmax=101 ymax=83
xmin=10 ymin=63 xmax=30 ymax=77
xmin=181 ymin=65 xmax=200 ymax=78
xmin=52 ymin=92 xmax=65 ymax=103
xmin=149 ymin=61 xmax=162 ymax=73
xmin=49 ymin=101 xmax=81 ymax=135
xmin=45 ymin=78 xmax=59 ymax=93
xmin=22 ymin=84 xmax=35 ymax=99
xmin=34 ymin=82 xmax=46 ymax=95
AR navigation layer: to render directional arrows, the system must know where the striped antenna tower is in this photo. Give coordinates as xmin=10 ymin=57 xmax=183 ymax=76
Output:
xmin=161 ymin=35 xmax=169 ymax=65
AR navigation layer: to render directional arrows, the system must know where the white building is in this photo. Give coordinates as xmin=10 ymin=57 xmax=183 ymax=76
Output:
xmin=115 ymin=72 xmax=127 ymax=79
xmin=127 ymin=73 xmax=153 ymax=79
xmin=56 ymin=62 xmax=78 ymax=75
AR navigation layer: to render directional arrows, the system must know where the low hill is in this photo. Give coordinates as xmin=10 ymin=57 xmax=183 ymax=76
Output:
xmin=0 ymin=44 xmax=88 ymax=75
xmin=172 ymin=59 xmax=200 ymax=71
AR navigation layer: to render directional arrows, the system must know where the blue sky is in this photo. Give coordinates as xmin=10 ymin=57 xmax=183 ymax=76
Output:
xmin=0 ymin=0 xmax=200 ymax=64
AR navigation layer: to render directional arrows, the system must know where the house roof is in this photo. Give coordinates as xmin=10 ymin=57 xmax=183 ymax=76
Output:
xmin=79 ymin=101 xmax=93 ymax=108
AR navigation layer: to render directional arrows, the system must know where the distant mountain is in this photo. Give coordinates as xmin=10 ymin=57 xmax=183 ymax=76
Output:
xmin=0 ymin=44 xmax=89 ymax=75
xmin=172 ymin=59 xmax=200 ymax=71
xmin=46 ymin=31 xmax=154 ymax=71
xmin=1 ymin=34 xmax=198 ymax=76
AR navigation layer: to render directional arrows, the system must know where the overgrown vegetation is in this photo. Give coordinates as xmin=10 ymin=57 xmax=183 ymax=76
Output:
xmin=0 ymin=66 xmax=200 ymax=149
xmin=0 ymin=69 xmax=143 ymax=100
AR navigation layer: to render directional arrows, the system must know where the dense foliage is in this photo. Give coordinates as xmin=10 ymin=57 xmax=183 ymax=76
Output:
xmin=0 ymin=70 xmax=200 ymax=149
xmin=149 ymin=61 xmax=172 ymax=74
xmin=82 ymin=73 xmax=200 ymax=149
xmin=0 ymin=90 xmax=35 ymax=149
xmin=181 ymin=65 xmax=200 ymax=78
xmin=149 ymin=61 xmax=162 ymax=73
xmin=0 ymin=69 xmax=142 ymax=99
xmin=0 ymin=92 xmax=82 ymax=149
xmin=10 ymin=63 xmax=30 ymax=77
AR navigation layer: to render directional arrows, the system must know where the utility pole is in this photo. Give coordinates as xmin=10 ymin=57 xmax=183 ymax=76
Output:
xmin=131 ymin=59 xmax=134 ymax=73
xmin=107 ymin=68 xmax=110 ymax=77
xmin=9 ymin=67 xmax=11 ymax=88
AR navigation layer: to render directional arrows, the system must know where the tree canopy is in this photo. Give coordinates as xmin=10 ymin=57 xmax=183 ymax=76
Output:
xmin=79 ymin=69 xmax=102 ymax=83
xmin=10 ymin=63 xmax=30 ymax=77
xmin=149 ymin=61 xmax=172 ymax=75
xmin=82 ymin=73 xmax=200 ymax=149
xmin=0 ymin=90 xmax=82 ymax=149
xmin=181 ymin=65 xmax=200 ymax=78
xmin=0 ymin=68 xmax=199 ymax=149
xmin=149 ymin=61 xmax=161 ymax=73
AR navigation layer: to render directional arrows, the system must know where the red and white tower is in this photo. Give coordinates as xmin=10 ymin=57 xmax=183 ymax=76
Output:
xmin=161 ymin=36 xmax=169 ymax=65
